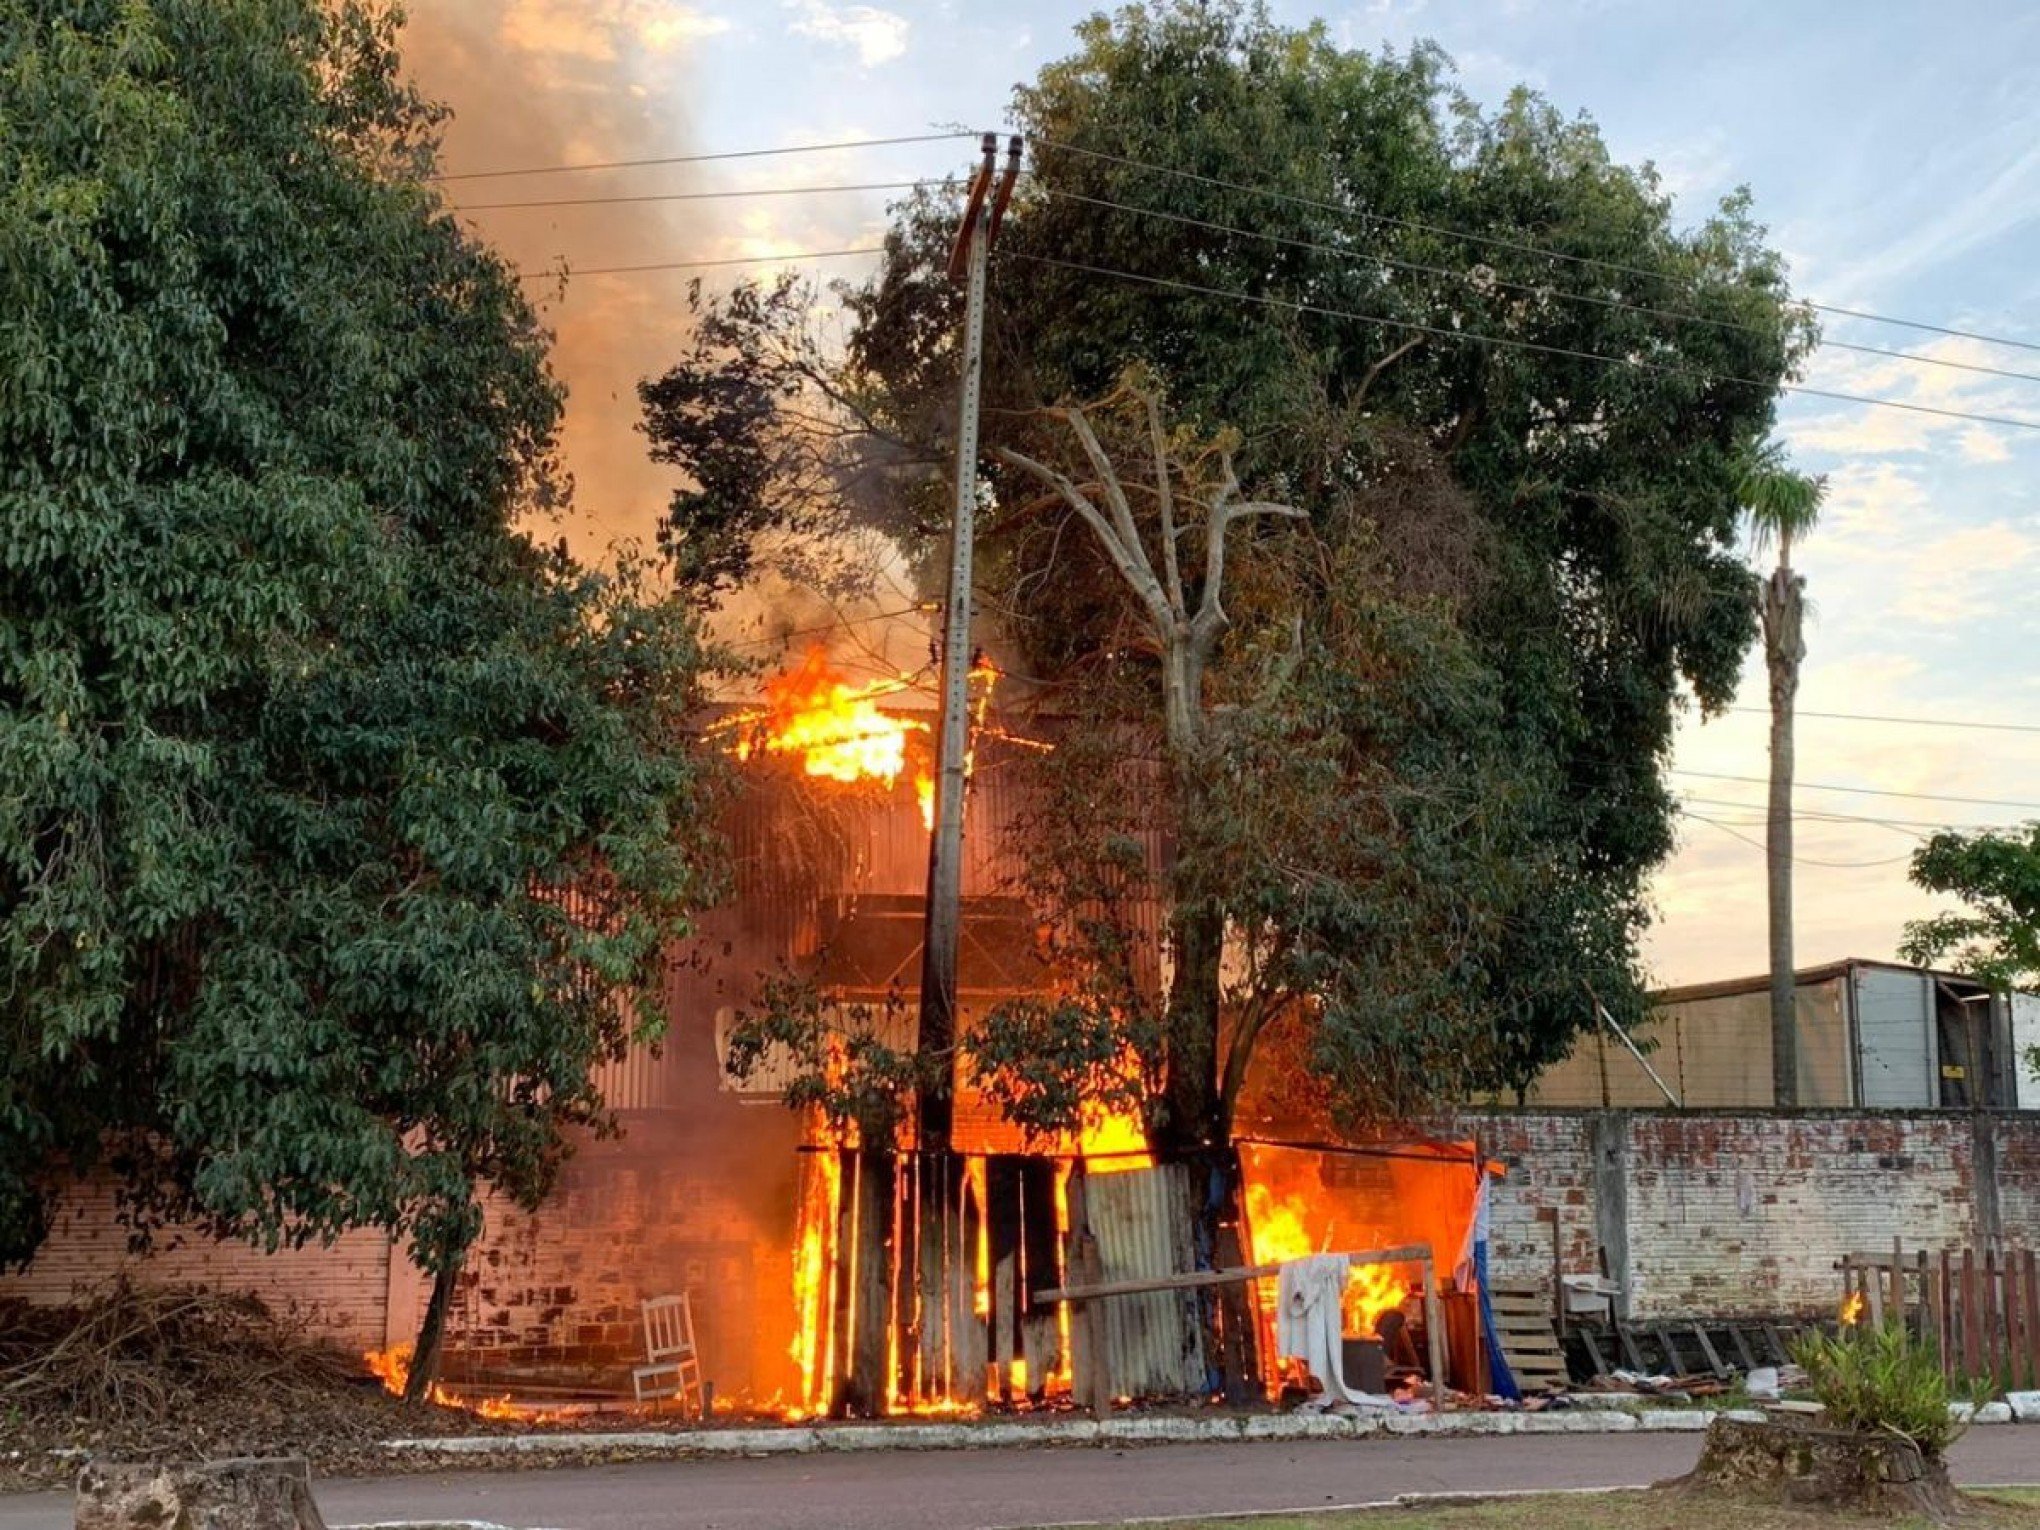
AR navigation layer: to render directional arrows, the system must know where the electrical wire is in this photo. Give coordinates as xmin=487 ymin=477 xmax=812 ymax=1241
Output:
xmin=1722 ymin=704 xmax=2040 ymax=736
xmin=1676 ymin=793 xmax=2019 ymax=834
xmin=1002 ymin=249 xmax=2040 ymax=434
xmin=452 ymin=180 xmax=942 ymax=214
xmin=1674 ymin=769 xmax=2040 ymax=811
xmin=716 ymin=603 xmax=933 ymax=652
xmin=430 ymin=131 xmax=979 ymax=184
xmin=1025 ymin=134 xmax=2040 ymax=359
xmin=514 ymin=246 xmax=886 ymax=282
xmin=1681 ymin=812 xmax=1917 ymax=868
xmin=436 ymin=126 xmax=2040 ymax=364
xmin=1029 ymin=185 xmax=2040 ymax=390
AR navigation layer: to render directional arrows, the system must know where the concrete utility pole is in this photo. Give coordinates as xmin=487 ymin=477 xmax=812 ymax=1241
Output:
xmin=917 ymin=132 xmax=1020 ymax=1154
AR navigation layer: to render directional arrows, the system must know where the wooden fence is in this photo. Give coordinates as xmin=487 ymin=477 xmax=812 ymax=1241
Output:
xmin=1838 ymin=1244 xmax=2040 ymax=1389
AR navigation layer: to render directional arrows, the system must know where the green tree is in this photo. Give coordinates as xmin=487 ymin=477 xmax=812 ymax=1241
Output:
xmin=1902 ymin=827 xmax=2040 ymax=996
xmin=1738 ymin=439 xmax=1827 ymax=1101
xmin=655 ymin=2 xmax=1812 ymax=1153
xmin=0 ymin=0 xmax=720 ymax=1395
xmin=842 ymin=2 xmax=1809 ymax=1145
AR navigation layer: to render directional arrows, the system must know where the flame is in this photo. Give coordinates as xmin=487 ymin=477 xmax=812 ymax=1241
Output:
xmin=730 ymin=646 xmax=932 ymax=815
xmin=1243 ymin=1183 xmax=1408 ymax=1338
xmin=791 ymin=1152 xmax=842 ymax=1410
xmin=1841 ymin=1290 xmax=1866 ymax=1326
xmin=726 ymin=648 xmax=1016 ymax=833
xmin=363 ymin=1343 xmax=520 ymax=1418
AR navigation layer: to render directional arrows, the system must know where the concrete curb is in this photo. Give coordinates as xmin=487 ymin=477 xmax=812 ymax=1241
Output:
xmin=381 ymin=1400 xmax=2022 ymax=1459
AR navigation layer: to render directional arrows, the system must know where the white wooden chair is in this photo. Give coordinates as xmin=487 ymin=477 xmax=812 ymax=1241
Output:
xmin=632 ymin=1292 xmax=704 ymax=1410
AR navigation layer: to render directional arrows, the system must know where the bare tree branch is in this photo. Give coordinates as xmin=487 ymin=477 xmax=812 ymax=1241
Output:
xmin=1139 ymin=386 xmax=1189 ymax=621
xmin=995 ymin=446 xmax=1176 ymax=637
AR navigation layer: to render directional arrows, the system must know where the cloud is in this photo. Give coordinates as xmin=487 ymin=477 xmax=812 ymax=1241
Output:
xmin=786 ymin=0 xmax=909 ymax=66
xmin=1786 ymin=334 xmax=2040 ymax=459
xmin=1811 ymin=460 xmax=1931 ymax=555
xmin=1961 ymin=426 xmax=2015 ymax=463
xmin=499 ymin=0 xmax=729 ymax=63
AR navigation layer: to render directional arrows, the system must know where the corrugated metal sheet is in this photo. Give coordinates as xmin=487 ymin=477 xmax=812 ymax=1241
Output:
xmin=1084 ymin=1165 xmax=1206 ymax=1397
xmin=2014 ymin=994 xmax=2040 ymax=1110
xmin=1527 ymin=973 xmax=1857 ymax=1107
xmin=1854 ymin=965 xmax=1937 ymax=1107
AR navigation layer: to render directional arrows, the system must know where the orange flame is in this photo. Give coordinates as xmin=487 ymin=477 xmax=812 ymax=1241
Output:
xmin=734 ymin=647 xmax=929 ymax=802
xmin=1243 ymin=1183 xmax=1408 ymax=1338
xmin=364 ymin=1343 xmax=521 ymax=1419
xmin=1841 ymin=1290 xmax=1866 ymax=1326
xmin=728 ymin=648 xmax=1017 ymax=832
xmin=790 ymin=1152 xmax=841 ymax=1411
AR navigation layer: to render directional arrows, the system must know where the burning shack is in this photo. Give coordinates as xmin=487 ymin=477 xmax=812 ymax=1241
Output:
xmin=418 ymin=646 xmax=1494 ymax=1415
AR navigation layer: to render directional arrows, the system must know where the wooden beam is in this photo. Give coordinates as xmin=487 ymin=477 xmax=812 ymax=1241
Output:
xmin=1036 ymin=1244 xmax=1434 ymax=1304
xmin=1422 ymin=1255 xmax=1446 ymax=1407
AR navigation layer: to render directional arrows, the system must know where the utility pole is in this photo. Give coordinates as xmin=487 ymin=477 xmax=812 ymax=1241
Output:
xmin=916 ymin=132 xmax=1020 ymax=1154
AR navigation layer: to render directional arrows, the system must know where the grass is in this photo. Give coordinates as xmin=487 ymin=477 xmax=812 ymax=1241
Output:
xmin=1094 ymin=1486 xmax=2040 ymax=1530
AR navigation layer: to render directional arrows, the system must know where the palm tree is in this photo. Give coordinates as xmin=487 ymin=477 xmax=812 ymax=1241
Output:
xmin=1740 ymin=441 xmax=1827 ymax=1104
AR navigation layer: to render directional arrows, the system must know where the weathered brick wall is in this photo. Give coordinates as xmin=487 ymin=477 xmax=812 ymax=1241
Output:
xmin=443 ymin=1107 xmax=802 ymax=1402
xmin=0 ymin=1178 xmax=395 ymax=1351
xmin=1477 ymin=1109 xmax=2040 ymax=1319
xmin=1623 ymin=1112 xmax=1973 ymax=1317
xmin=1994 ymin=1117 xmax=2040 ymax=1252
xmin=1473 ymin=1112 xmax=1598 ymax=1298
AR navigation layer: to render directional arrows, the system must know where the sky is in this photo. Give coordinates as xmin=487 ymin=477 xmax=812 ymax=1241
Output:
xmin=401 ymin=0 xmax=2040 ymax=989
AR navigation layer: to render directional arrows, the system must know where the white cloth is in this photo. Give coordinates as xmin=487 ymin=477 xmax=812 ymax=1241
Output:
xmin=1275 ymin=1254 xmax=1382 ymax=1407
xmin=1455 ymin=1170 xmax=1489 ymax=1291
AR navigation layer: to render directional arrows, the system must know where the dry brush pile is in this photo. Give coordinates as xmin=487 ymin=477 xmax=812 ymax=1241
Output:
xmin=0 ymin=1280 xmax=504 ymax=1490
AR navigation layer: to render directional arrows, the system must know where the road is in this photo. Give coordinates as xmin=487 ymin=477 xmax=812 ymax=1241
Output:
xmin=4 ymin=1431 xmax=2037 ymax=1530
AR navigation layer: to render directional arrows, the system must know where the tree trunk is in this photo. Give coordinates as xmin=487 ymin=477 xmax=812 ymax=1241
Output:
xmin=1158 ymin=900 xmax=1225 ymax=1157
xmin=1761 ymin=556 xmax=1805 ymax=1106
xmin=404 ymin=1260 xmax=460 ymax=1404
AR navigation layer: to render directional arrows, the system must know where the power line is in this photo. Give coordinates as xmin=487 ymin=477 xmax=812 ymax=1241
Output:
xmin=514 ymin=246 xmax=885 ymax=283
xmin=1034 ymin=185 xmax=2040 ymax=391
xmin=1674 ymin=768 xmax=2040 ymax=811
xmin=1678 ymin=799 xmax=1930 ymax=836
xmin=1676 ymin=794 xmax=2014 ymax=833
xmin=1004 ymin=249 xmax=2040 ymax=434
xmin=1723 ymin=704 xmax=2040 ymax=736
xmin=431 ymin=131 xmax=978 ymax=184
xmin=453 ymin=180 xmax=940 ymax=214
xmin=1682 ymin=812 xmax=1916 ymax=869
xmin=717 ymin=603 xmax=933 ymax=652
xmin=1026 ymin=133 xmax=2040 ymax=360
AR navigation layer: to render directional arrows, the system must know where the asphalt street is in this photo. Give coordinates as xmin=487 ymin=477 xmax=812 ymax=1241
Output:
xmin=5 ymin=1431 xmax=2040 ymax=1530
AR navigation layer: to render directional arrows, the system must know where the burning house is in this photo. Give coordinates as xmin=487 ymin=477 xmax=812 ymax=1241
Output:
xmin=415 ymin=645 xmax=1494 ymax=1416
xmin=0 ymin=644 xmax=1497 ymax=1420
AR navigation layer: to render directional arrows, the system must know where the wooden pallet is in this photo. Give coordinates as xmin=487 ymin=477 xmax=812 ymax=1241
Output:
xmin=1570 ymin=1317 xmax=1793 ymax=1381
xmin=1488 ymin=1284 xmax=1570 ymax=1393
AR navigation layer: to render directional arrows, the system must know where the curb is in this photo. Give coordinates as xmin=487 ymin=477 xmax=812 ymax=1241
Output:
xmin=379 ymin=1401 xmax=2024 ymax=1458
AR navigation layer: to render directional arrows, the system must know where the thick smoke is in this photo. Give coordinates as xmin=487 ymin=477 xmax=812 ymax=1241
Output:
xmin=403 ymin=3 xmax=728 ymax=562
xmin=403 ymin=4 xmax=941 ymax=681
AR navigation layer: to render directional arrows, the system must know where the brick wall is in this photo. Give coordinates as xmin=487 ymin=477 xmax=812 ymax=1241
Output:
xmin=13 ymin=1108 xmax=2040 ymax=1368
xmin=0 ymin=1178 xmax=396 ymax=1352
xmin=442 ymin=1106 xmax=802 ymax=1401
xmin=1478 ymin=1109 xmax=2040 ymax=1319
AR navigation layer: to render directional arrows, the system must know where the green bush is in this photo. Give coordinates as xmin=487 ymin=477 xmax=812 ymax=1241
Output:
xmin=1791 ymin=1321 xmax=1963 ymax=1456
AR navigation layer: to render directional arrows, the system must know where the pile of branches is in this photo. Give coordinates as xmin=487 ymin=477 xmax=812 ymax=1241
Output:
xmin=0 ymin=1280 xmax=356 ymax=1428
xmin=0 ymin=1279 xmax=495 ymax=1490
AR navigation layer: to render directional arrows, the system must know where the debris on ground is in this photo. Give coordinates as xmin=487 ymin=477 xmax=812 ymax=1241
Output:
xmin=0 ymin=1281 xmax=515 ymax=1491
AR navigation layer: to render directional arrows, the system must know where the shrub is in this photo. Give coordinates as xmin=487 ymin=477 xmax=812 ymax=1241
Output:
xmin=1791 ymin=1320 xmax=1963 ymax=1457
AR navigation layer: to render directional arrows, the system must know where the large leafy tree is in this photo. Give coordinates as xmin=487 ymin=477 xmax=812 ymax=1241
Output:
xmin=1 ymin=0 xmax=719 ymax=1390
xmin=653 ymin=3 xmax=1812 ymax=1153
xmin=840 ymin=1 xmax=1811 ymax=1145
